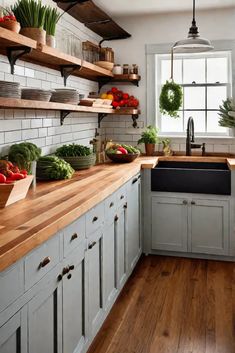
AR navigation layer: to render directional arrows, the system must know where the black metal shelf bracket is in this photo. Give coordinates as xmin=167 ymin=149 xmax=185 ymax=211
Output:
xmin=60 ymin=111 xmax=71 ymax=125
xmin=98 ymin=78 xmax=112 ymax=92
xmin=60 ymin=64 xmax=81 ymax=86
xmin=7 ymin=46 xmax=32 ymax=74
xmin=98 ymin=113 xmax=108 ymax=128
xmin=132 ymin=114 xmax=139 ymax=128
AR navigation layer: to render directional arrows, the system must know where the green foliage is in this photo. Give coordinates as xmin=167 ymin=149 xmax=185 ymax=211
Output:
xmin=55 ymin=144 xmax=92 ymax=157
xmin=218 ymin=99 xmax=235 ymax=128
xmin=11 ymin=0 xmax=46 ymax=29
xmin=44 ymin=6 xmax=62 ymax=36
xmin=121 ymin=144 xmax=139 ymax=154
xmin=106 ymin=144 xmax=139 ymax=155
xmin=8 ymin=142 xmax=41 ymax=172
xmin=137 ymin=126 xmax=159 ymax=144
xmin=159 ymin=80 xmax=183 ymax=118
xmin=36 ymin=156 xmax=74 ymax=180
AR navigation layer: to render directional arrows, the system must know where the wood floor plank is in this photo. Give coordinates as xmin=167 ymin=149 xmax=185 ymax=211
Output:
xmin=88 ymin=256 xmax=235 ymax=353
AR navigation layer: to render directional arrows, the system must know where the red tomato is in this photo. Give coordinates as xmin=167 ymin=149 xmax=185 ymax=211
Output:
xmin=111 ymin=87 xmax=118 ymax=93
xmin=117 ymin=147 xmax=128 ymax=155
xmin=112 ymin=101 xmax=120 ymax=108
xmin=20 ymin=169 xmax=28 ymax=175
xmin=11 ymin=173 xmax=25 ymax=180
xmin=0 ymin=173 xmax=6 ymax=183
xmin=123 ymin=93 xmax=129 ymax=100
xmin=119 ymin=100 xmax=125 ymax=107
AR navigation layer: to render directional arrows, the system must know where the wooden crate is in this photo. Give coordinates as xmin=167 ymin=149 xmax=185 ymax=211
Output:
xmin=0 ymin=175 xmax=34 ymax=208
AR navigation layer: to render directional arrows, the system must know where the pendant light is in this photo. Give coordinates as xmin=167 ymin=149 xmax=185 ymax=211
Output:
xmin=173 ymin=0 xmax=213 ymax=53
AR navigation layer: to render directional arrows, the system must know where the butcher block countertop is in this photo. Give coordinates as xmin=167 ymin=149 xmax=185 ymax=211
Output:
xmin=0 ymin=157 xmax=158 ymax=271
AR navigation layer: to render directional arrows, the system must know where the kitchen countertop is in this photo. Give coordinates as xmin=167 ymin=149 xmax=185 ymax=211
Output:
xmin=0 ymin=157 xmax=158 ymax=271
xmin=1 ymin=154 xmax=235 ymax=272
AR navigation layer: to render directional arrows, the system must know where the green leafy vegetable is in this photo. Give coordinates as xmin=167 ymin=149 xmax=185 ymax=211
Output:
xmin=55 ymin=144 xmax=92 ymax=157
xmin=36 ymin=156 xmax=74 ymax=180
xmin=8 ymin=142 xmax=41 ymax=173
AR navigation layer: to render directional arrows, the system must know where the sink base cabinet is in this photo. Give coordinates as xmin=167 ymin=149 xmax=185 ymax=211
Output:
xmin=0 ymin=173 xmax=142 ymax=353
xmin=150 ymin=195 xmax=230 ymax=257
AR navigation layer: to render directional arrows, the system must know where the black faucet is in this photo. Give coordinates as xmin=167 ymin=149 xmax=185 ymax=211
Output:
xmin=186 ymin=117 xmax=206 ymax=156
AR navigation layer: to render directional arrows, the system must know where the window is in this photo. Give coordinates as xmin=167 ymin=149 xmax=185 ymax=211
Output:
xmin=156 ymin=51 xmax=232 ymax=136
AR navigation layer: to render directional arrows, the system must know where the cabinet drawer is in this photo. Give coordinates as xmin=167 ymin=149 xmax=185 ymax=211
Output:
xmin=25 ymin=235 xmax=60 ymax=290
xmin=86 ymin=202 xmax=104 ymax=236
xmin=0 ymin=262 xmax=24 ymax=313
xmin=63 ymin=216 xmax=85 ymax=257
xmin=104 ymin=194 xmax=117 ymax=223
xmin=116 ymin=185 xmax=126 ymax=208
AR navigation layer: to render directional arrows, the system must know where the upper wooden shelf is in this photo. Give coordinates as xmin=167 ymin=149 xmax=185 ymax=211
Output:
xmin=53 ymin=0 xmax=131 ymax=42
xmin=0 ymin=27 xmax=113 ymax=83
xmin=98 ymin=74 xmax=141 ymax=90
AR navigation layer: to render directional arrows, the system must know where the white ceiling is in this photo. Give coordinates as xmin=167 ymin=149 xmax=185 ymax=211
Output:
xmin=95 ymin=0 xmax=235 ymax=17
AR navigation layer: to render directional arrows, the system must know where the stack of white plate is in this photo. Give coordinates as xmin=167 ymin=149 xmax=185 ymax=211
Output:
xmin=0 ymin=81 xmax=21 ymax=99
xmin=21 ymin=89 xmax=52 ymax=102
xmin=50 ymin=89 xmax=79 ymax=105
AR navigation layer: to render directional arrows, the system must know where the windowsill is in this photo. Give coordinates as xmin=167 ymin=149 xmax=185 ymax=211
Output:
xmin=158 ymin=134 xmax=235 ymax=140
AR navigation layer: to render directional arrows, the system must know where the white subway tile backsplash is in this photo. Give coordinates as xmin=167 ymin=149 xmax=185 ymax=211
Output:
xmin=5 ymin=130 xmax=22 ymax=143
xmin=0 ymin=120 xmax=21 ymax=131
xmin=31 ymin=119 xmax=43 ymax=129
xmin=22 ymin=129 xmax=38 ymax=140
xmin=25 ymin=68 xmax=35 ymax=78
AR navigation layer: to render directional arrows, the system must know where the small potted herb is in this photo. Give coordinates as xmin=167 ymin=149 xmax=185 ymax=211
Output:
xmin=137 ymin=126 xmax=159 ymax=156
xmin=55 ymin=144 xmax=96 ymax=170
xmin=44 ymin=6 xmax=62 ymax=48
xmin=218 ymin=99 xmax=235 ymax=136
xmin=0 ymin=7 xmax=20 ymax=33
xmin=11 ymin=0 xmax=47 ymax=44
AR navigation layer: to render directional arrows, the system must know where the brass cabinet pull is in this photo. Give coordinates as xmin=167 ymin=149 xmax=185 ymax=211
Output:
xmin=109 ymin=202 xmax=114 ymax=208
xmin=92 ymin=216 xmax=98 ymax=223
xmin=39 ymin=256 xmax=51 ymax=269
xmin=191 ymin=201 xmax=196 ymax=205
xmin=182 ymin=200 xmax=188 ymax=205
xmin=132 ymin=178 xmax=138 ymax=184
xmin=88 ymin=241 xmax=96 ymax=250
xmin=71 ymin=233 xmax=78 ymax=241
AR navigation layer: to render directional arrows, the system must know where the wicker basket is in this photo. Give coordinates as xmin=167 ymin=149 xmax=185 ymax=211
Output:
xmin=0 ymin=175 xmax=34 ymax=208
xmin=106 ymin=152 xmax=140 ymax=163
xmin=62 ymin=154 xmax=96 ymax=170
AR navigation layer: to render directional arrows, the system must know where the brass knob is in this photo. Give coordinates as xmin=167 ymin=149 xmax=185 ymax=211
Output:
xmin=39 ymin=256 xmax=51 ymax=269
xmin=71 ymin=233 xmax=78 ymax=241
xmin=120 ymin=195 xmax=124 ymax=200
xmin=109 ymin=202 xmax=114 ymax=208
xmin=67 ymin=274 xmax=72 ymax=280
xmin=69 ymin=265 xmax=75 ymax=271
xmin=92 ymin=216 xmax=98 ymax=223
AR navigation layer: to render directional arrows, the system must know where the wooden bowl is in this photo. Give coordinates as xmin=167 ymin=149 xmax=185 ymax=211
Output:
xmin=106 ymin=152 xmax=140 ymax=163
xmin=0 ymin=175 xmax=34 ymax=208
xmin=94 ymin=61 xmax=114 ymax=71
xmin=62 ymin=154 xmax=96 ymax=170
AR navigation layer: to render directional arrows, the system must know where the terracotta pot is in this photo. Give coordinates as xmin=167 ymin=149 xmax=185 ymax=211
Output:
xmin=0 ymin=21 xmax=20 ymax=33
xmin=20 ymin=27 xmax=46 ymax=45
xmin=145 ymin=143 xmax=155 ymax=156
xmin=46 ymin=34 xmax=56 ymax=48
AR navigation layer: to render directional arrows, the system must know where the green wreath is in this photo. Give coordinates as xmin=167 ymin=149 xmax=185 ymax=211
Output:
xmin=159 ymin=80 xmax=183 ymax=118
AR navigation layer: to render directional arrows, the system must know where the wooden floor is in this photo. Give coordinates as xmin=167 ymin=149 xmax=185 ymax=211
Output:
xmin=88 ymin=255 xmax=235 ymax=353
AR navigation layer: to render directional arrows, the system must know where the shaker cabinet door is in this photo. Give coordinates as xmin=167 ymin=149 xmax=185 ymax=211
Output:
xmin=115 ymin=206 xmax=127 ymax=289
xmin=151 ymin=196 xmax=188 ymax=252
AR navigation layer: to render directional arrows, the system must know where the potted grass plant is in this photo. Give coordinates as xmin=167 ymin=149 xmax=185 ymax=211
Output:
xmin=55 ymin=144 xmax=96 ymax=170
xmin=0 ymin=7 xmax=20 ymax=33
xmin=11 ymin=0 xmax=46 ymax=44
xmin=44 ymin=6 xmax=62 ymax=48
xmin=137 ymin=125 xmax=159 ymax=156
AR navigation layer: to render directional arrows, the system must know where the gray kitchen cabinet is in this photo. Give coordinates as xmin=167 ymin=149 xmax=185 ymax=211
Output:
xmin=151 ymin=196 xmax=188 ymax=252
xmin=190 ymin=198 xmax=229 ymax=255
xmin=103 ymin=218 xmax=117 ymax=312
xmin=115 ymin=205 xmax=127 ymax=289
xmin=0 ymin=307 xmax=27 ymax=353
xmin=28 ymin=273 xmax=62 ymax=353
xmin=62 ymin=239 xmax=88 ymax=353
xmin=87 ymin=230 xmax=104 ymax=338
xmin=126 ymin=174 xmax=142 ymax=273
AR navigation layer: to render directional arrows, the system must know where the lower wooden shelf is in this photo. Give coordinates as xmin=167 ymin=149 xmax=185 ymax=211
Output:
xmin=0 ymin=98 xmax=140 ymax=127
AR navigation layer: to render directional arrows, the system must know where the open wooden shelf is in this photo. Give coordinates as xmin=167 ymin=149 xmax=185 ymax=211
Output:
xmin=98 ymin=74 xmax=141 ymax=90
xmin=54 ymin=0 xmax=131 ymax=42
xmin=0 ymin=27 xmax=113 ymax=83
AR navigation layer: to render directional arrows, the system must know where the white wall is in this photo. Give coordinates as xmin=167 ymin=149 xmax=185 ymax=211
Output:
xmin=0 ymin=0 xmax=101 ymax=156
xmin=101 ymin=7 xmax=235 ymax=153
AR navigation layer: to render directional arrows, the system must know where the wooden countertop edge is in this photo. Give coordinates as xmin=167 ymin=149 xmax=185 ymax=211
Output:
xmin=0 ymin=158 xmax=157 ymax=271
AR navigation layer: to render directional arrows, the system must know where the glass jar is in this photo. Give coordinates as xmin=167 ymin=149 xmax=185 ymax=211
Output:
xmin=123 ymin=64 xmax=129 ymax=75
xmin=132 ymin=64 xmax=138 ymax=75
xmin=113 ymin=64 xmax=122 ymax=75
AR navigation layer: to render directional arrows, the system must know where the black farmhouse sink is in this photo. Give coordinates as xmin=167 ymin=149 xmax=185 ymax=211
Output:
xmin=151 ymin=161 xmax=231 ymax=195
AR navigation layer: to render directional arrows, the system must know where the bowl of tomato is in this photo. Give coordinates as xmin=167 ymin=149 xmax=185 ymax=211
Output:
xmin=106 ymin=144 xmax=140 ymax=163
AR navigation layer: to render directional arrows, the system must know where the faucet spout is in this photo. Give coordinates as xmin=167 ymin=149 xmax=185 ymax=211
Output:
xmin=186 ymin=117 xmax=205 ymax=156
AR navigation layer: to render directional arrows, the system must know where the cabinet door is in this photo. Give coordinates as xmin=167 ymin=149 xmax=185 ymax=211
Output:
xmin=28 ymin=275 xmax=62 ymax=353
xmin=62 ymin=241 xmax=88 ymax=353
xmin=126 ymin=174 xmax=141 ymax=273
xmin=103 ymin=220 xmax=117 ymax=312
xmin=115 ymin=206 xmax=127 ymax=289
xmin=0 ymin=308 xmax=27 ymax=353
xmin=151 ymin=196 xmax=188 ymax=252
xmin=190 ymin=199 xmax=229 ymax=255
xmin=87 ymin=230 xmax=104 ymax=338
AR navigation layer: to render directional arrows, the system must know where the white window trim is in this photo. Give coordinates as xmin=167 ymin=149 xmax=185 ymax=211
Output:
xmin=146 ymin=40 xmax=235 ymax=139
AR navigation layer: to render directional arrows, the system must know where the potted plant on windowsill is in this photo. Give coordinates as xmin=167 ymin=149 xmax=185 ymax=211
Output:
xmin=11 ymin=0 xmax=46 ymax=45
xmin=137 ymin=125 xmax=159 ymax=156
xmin=218 ymin=99 xmax=235 ymax=136
xmin=44 ymin=6 xmax=62 ymax=48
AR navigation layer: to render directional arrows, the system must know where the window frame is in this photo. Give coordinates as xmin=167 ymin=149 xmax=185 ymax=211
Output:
xmin=146 ymin=40 xmax=235 ymax=138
